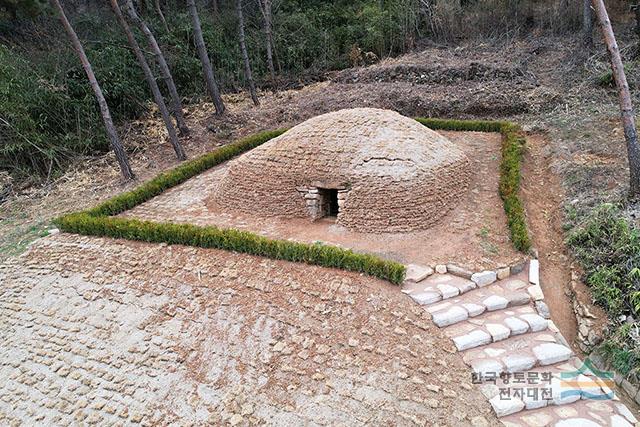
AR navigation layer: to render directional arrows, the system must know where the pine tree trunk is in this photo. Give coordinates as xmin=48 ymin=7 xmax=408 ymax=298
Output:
xmin=154 ymin=0 xmax=169 ymax=33
xmin=124 ymin=0 xmax=190 ymax=136
xmin=51 ymin=0 xmax=134 ymax=180
xmin=110 ymin=0 xmax=186 ymax=160
xmin=583 ymin=0 xmax=593 ymax=48
xmin=258 ymin=0 xmax=275 ymax=82
xmin=592 ymin=0 xmax=640 ymax=198
xmin=237 ymin=0 xmax=259 ymax=106
xmin=187 ymin=0 xmax=225 ymax=114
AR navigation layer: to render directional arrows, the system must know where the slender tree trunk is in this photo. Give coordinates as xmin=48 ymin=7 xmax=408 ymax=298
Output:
xmin=212 ymin=0 xmax=218 ymax=14
xmin=124 ymin=0 xmax=190 ymax=136
xmin=257 ymin=0 xmax=275 ymax=82
xmin=187 ymin=0 xmax=225 ymax=114
xmin=154 ymin=0 xmax=169 ymax=33
xmin=51 ymin=0 xmax=134 ymax=180
xmin=592 ymin=0 xmax=640 ymax=197
xmin=110 ymin=0 xmax=186 ymax=160
xmin=583 ymin=0 xmax=593 ymax=48
xmin=237 ymin=0 xmax=259 ymax=105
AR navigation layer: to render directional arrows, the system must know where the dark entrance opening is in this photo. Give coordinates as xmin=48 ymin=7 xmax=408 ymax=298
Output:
xmin=319 ymin=188 xmax=339 ymax=217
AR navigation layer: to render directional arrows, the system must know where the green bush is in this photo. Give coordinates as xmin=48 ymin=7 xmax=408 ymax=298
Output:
xmin=600 ymin=323 xmax=640 ymax=379
xmin=598 ymin=63 xmax=633 ymax=88
xmin=416 ymin=117 xmax=531 ymax=252
xmin=0 ymin=28 xmax=148 ymax=176
xmin=567 ymin=204 xmax=640 ymax=380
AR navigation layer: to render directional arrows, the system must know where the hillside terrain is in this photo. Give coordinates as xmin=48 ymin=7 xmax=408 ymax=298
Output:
xmin=3 ymin=23 xmax=640 ymax=422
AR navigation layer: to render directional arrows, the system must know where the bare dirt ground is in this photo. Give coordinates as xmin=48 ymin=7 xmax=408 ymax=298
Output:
xmin=520 ymin=133 xmax=605 ymax=352
xmin=123 ymin=130 xmax=521 ymax=271
xmin=0 ymin=233 xmax=499 ymax=426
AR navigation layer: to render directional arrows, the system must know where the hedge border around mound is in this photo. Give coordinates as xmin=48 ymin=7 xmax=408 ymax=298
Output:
xmin=415 ymin=118 xmax=531 ymax=252
xmin=54 ymin=117 xmax=531 ymax=287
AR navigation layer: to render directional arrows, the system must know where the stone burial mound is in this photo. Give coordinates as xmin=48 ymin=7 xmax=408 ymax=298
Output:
xmin=210 ymin=108 xmax=470 ymax=233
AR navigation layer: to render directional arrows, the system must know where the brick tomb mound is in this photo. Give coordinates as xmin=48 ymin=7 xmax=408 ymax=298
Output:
xmin=209 ymin=108 xmax=470 ymax=233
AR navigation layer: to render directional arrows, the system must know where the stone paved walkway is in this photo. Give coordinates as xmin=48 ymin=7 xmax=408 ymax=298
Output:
xmin=0 ymin=233 xmax=499 ymax=426
xmin=403 ymin=262 xmax=639 ymax=426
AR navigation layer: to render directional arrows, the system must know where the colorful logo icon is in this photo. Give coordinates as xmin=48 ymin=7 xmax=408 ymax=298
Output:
xmin=559 ymin=359 xmax=615 ymax=400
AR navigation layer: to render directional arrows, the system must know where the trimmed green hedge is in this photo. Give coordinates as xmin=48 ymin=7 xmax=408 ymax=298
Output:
xmin=55 ymin=213 xmax=406 ymax=284
xmin=55 ymin=128 xmax=406 ymax=284
xmin=86 ymin=129 xmax=288 ymax=217
xmin=416 ymin=118 xmax=531 ymax=252
xmin=54 ymin=117 xmax=531 ymax=287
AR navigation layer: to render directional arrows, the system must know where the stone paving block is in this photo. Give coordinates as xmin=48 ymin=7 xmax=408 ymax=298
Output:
xmin=610 ymin=414 xmax=634 ymax=427
xmin=532 ymin=343 xmax=572 ymax=366
xmin=446 ymin=264 xmax=473 ymax=279
xmin=506 ymin=292 xmax=530 ymax=306
xmin=482 ymin=295 xmax=509 ymax=311
xmin=436 ymin=284 xmax=459 ymax=299
xmin=471 ymin=270 xmax=497 ymax=287
xmin=435 ymin=265 xmax=447 ymax=274
xmin=409 ymin=291 xmax=441 ymax=305
xmin=529 ymin=259 xmax=540 ymax=286
xmin=615 ymin=402 xmax=638 ymax=424
xmin=503 ymin=354 xmax=536 ymax=373
xmin=535 ymin=300 xmax=551 ymax=319
xmin=405 ymin=264 xmax=433 ymax=283
xmin=527 ymin=284 xmax=544 ymax=301
xmin=489 ymin=394 xmax=525 ymax=417
xmin=461 ymin=303 xmax=485 ymax=317
xmin=432 ymin=306 xmax=468 ymax=327
xmin=496 ymin=266 xmax=510 ymax=280
xmin=471 ymin=358 xmax=504 ymax=376
xmin=502 ymin=278 xmax=529 ymax=292
xmin=519 ymin=313 xmax=548 ymax=332
xmin=522 ymin=392 xmax=548 ymax=411
xmin=453 ymin=330 xmax=492 ymax=351
xmin=510 ymin=260 xmax=527 ymax=275
xmin=502 ymin=398 xmax=637 ymax=426
xmin=503 ymin=317 xmax=529 ymax=335
xmin=485 ymin=323 xmax=510 ymax=342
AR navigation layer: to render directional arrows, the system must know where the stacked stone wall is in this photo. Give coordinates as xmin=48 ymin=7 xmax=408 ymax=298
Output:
xmin=210 ymin=108 xmax=470 ymax=233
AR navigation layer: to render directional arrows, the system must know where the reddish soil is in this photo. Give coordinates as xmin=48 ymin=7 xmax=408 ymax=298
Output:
xmin=521 ymin=134 xmax=579 ymax=348
xmin=520 ymin=133 xmax=610 ymax=355
xmin=123 ymin=130 xmax=523 ymax=271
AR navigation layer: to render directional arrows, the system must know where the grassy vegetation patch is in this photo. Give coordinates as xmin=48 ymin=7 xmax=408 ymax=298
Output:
xmin=416 ymin=117 xmax=531 ymax=252
xmin=567 ymin=203 xmax=640 ymax=380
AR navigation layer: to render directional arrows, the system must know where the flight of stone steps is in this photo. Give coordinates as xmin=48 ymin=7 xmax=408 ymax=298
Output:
xmin=402 ymin=261 xmax=639 ymax=426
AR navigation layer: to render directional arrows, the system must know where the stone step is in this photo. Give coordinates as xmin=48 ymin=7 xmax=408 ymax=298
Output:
xmin=422 ymin=277 xmax=535 ymax=328
xmin=402 ymin=273 xmax=477 ymax=306
xmin=499 ymin=397 xmax=637 ymax=426
xmin=461 ymin=329 xmax=573 ymax=378
xmin=441 ymin=305 xmax=549 ymax=350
